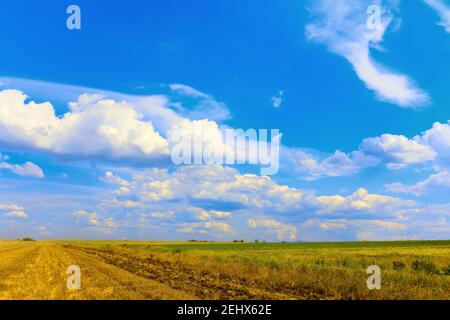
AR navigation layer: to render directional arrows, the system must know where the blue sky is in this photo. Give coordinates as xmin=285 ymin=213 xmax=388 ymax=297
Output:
xmin=0 ymin=0 xmax=450 ymax=241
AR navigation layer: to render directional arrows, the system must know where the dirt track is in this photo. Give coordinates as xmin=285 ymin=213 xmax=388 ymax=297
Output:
xmin=0 ymin=241 xmax=194 ymax=300
xmin=0 ymin=241 xmax=320 ymax=300
xmin=71 ymin=244 xmax=324 ymax=300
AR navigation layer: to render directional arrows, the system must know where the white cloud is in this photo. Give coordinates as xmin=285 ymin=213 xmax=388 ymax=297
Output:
xmin=8 ymin=74 xmax=436 ymax=197
xmin=368 ymin=220 xmax=406 ymax=230
xmin=63 ymin=161 xmax=446 ymax=241
xmin=319 ymin=220 xmax=348 ymax=230
xmin=0 ymin=152 xmax=44 ymax=178
xmin=168 ymin=119 xmax=282 ymax=176
xmin=0 ymin=76 xmax=184 ymax=133
xmin=74 ymin=210 xmax=100 ymax=225
xmin=0 ymin=90 xmax=169 ymax=163
xmin=187 ymin=206 xmax=232 ymax=220
xmin=304 ymin=218 xmax=405 ymax=231
xmin=176 ymin=221 xmax=234 ymax=235
xmin=306 ymin=0 xmax=429 ymax=107
xmin=292 ymin=121 xmax=450 ymax=179
xmin=0 ymin=203 xmax=23 ymax=211
xmin=167 ymin=119 xmax=235 ymax=164
xmin=74 ymin=210 xmax=116 ymax=234
xmin=102 ymin=164 xmax=418 ymax=227
xmin=424 ymin=0 xmax=450 ymax=33
xmin=419 ymin=121 xmax=450 ymax=166
xmin=0 ymin=85 xmax=241 ymax=171
xmin=4 ymin=210 xmax=27 ymax=218
xmin=317 ymin=188 xmax=415 ymax=216
xmin=0 ymin=160 xmax=44 ymax=178
xmin=248 ymin=219 xmax=297 ymax=241
xmin=386 ymin=170 xmax=450 ymax=196
xmin=103 ymin=165 xmax=307 ymax=213
xmin=169 ymin=84 xmax=231 ymax=121
xmin=292 ymin=149 xmax=373 ymax=179
xmin=141 ymin=211 xmax=175 ymax=219
xmin=359 ymin=133 xmax=436 ymax=169
xmin=301 ymin=218 xmax=410 ymax=242
xmin=271 ymin=91 xmax=284 ymax=108
xmin=0 ymin=202 xmax=27 ymax=218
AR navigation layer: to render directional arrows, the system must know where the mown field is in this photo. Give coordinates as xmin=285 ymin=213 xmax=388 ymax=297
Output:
xmin=0 ymin=240 xmax=449 ymax=300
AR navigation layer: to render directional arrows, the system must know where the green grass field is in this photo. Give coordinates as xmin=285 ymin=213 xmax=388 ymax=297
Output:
xmin=61 ymin=240 xmax=450 ymax=300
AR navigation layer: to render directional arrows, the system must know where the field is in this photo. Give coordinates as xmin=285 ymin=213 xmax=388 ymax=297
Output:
xmin=0 ymin=240 xmax=449 ymax=300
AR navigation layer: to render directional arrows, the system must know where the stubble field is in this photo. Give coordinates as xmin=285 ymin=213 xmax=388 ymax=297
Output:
xmin=0 ymin=240 xmax=449 ymax=300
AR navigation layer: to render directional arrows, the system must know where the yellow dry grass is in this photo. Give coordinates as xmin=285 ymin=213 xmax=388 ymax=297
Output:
xmin=0 ymin=241 xmax=193 ymax=300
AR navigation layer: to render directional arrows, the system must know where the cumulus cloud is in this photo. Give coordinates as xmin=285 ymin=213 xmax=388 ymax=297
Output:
xmin=74 ymin=210 xmax=116 ymax=234
xmin=0 ymin=90 xmax=169 ymax=163
xmin=167 ymin=119 xmax=282 ymax=176
xmin=386 ymin=170 xmax=450 ymax=196
xmin=292 ymin=149 xmax=374 ymax=180
xmin=317 ymin=188 xmax=415 ymax=217
xmin=103 ymin=165 xmax=308 ymax=213
xmin=306 ymin=0 xmax=429 ymax=107
xmin=102 ymin=164 xmax=419 ymax=233
xmin=167 ymin=119 xmax=234 ymax=165
xmin=57 ymin=161 xmax=442 ymax=241
xmin=248 ymin=219 xmax=297 ymax=241
xmin=75 ymin=210 xmax=100 ymax=225
xmin=0 ymin=160 xmax=44 ymax=178
xmin=419 ymin=121 xmax=450 ymax=166
xmin=0 ymin=153 xmax=44 ymax=178
xmin=359 ymin=134 xmax=436 ymax=169
xmin=424 ymin=0 xmax=450 ymax=33
xmin=0 ymin=87 xmax=273 ymax=173
xmin=293 ymin=121 xmax=450 ymax=179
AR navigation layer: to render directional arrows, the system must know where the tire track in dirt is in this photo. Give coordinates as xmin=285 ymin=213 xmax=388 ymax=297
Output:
xmin=59 ymin=244 xmax=195 ymax=300
xmin=0 ymin=242 xmax=195 ymax=300
xmin=69 ymin=245 xmax=324 ymax=300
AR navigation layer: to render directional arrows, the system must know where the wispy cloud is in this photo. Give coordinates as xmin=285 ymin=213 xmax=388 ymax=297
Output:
xmin=0 ymin=203 xmax=27 ymax=218
xmin=169 ymin=83 xmax=231 ymax=121
xmin=4 ymin=210 xmax=27 ymax=218
xmin=424 ymin=0 xmax=450 ymax=33
xmin=306 ymin=0 xmax=429 ymax=107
